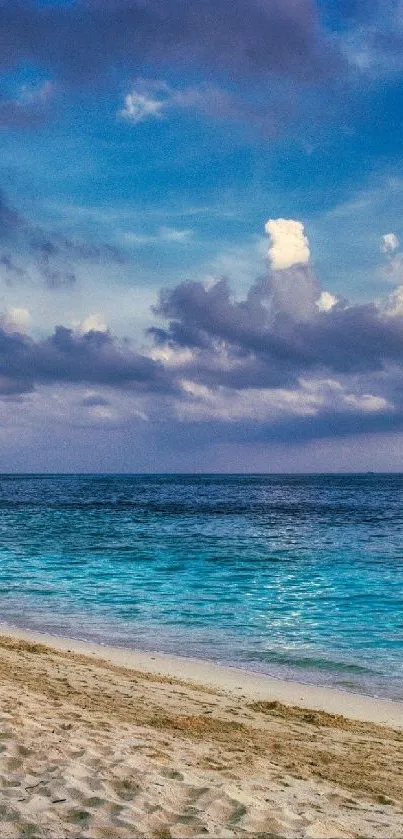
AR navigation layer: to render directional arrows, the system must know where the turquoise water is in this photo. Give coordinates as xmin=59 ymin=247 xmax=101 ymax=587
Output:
xmin=0 ymin=474 xmax=402 ymax=699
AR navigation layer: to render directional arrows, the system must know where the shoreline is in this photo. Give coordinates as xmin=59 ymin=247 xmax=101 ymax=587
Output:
xmin=1 ymin=621 xmax=402 ymax=729
xmin=0 ymin=624 xmax=400 ymax=836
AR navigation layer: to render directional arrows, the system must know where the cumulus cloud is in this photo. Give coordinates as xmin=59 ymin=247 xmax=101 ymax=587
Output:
xmin=381 ymin=232 xmax=400 ymax=253
xmin=2 ymin=210 xmax=403 ymax=446
xmin=0 ymin=324 xmax=173 ymax=397
xmin=265 ymin=218 xmax=311 ymax=270
xmin=144 ymin=236 xmax=403 ymax=445
xmin=0 ymin=252 xmax=400 ymax=433
xmin=75 ymin=313 xmax=108 ymax=334
xmin=1 ymin=263 xmax=403 ymax=447
xmin=316 ymin=290 xmax=338 ymax=311
xmin=151 ymin=274 xmax=403 ymax=386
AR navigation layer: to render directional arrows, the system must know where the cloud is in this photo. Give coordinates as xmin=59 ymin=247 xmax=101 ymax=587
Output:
xmin=0 ymin=81 xmax=54 ymax=129
xmin=265 ymin=218 xmax=311 ymax=270
xmin=316 ymin=290 xmax=338 ymax=312
xmin=0 ymin=255 xmax=400 ymax=434
xmin=1 ymin=307 xmax=31 ymax=333
xmin=159 ymin=226 xmax=192 ymax=243
xmin=0 ymin=323 xmax=173 ymax=396
xmin=386 ymin=285 xmax=403 ymax=316
xmin=118 ymin=80 xmax=294 ymax=136
xmin=119 ymin=89 xmax=166 ymax=123
xmin=0 ymin=254 xmax=27 ymax=284
xmin=0 ymin=0 xmax=399 ymax=142
xmin=0 ymin=3 xmax=355 ymax=140
xmin=175 ymin=377 xmax=391 ymax=423
xmin=146 ymin=231 xmax=403 ymax=445
xmin=123 ymin=226 xmax=192 ymax=246
xmin=340 ymin=2 xmax=403 ymax=78
xmin=381 ymin=232 xmax=399 ymax=253
xmin=151 ymin=273 xmax=403 ymax=387
xmin=3 ymin=211 xmax=403 ymax=448
xmin=0 ymin=1 xmax=339 ymax=86
xmin=0 ymin=188 xmax=126 ymax=288
xmin=380 ymin=231 xmax=403 ymax=285
xmin=1 ymin=260 xmax=403 ymax=448
xmin=75 ymin=313 xmax=108 ymax=334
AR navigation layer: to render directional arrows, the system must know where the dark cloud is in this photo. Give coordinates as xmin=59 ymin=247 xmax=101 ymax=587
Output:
xmin=0 ymin=188 xmax=125 ymax=288
xmin=142 ymin=268 xmax=403 ymax=444
xmin=162 ymin=406 xmax=403 ymax=449
xmin=79 ymin=394 xmax=110 ymax=407
xmin=150 ymin=274 xmax=310 ymax=388
xmin=0 ymin=253 xmax=26 ymax=282
xmin=1 ymin=260 xmax=403 ymax=446
xmin=40 ymin=265 xmax=77 ymax=288
xmin=0 ymin=189 xmax=23 ymax=234
xmin=151 ymin=273 xmax=403 ymax=388
xmin=0 ymin=324 xmax=173 ymax=395
xmin=0 ymin=0 xmax=341 ymax=86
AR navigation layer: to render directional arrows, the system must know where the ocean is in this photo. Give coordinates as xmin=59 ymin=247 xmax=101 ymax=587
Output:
xmin=0 ymin=473 xmax=401 ymax=700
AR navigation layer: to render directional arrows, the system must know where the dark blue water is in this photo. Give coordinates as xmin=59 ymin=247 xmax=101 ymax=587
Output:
xmin=0 ymin=474 xmax=401 ymax=699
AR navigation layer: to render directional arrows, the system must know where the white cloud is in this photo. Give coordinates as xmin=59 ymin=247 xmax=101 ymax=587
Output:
xmin=150 ymin=346 xmax=194 ymax=366
xmin=159 ymin=226 xmax=192 ymax=242
xmin=119 ymin=90 xmax=165 ymax=123
xmin=301 ymin=378 xmax=391 ymax=413
xmin=177 ymin=377 xmax=392 ymax=423
xmin=118 ymin=79 xmax=262 ymax=130
xmin=386 ymin=285 xmax=403 ymax=315
xmin=3 ymin=307 xmax=31 ymax=332
xmin=265 ymin=218 xmax=310 ymax=271
xmin=123 ymin=227 xmax=192 ymax=246
xmin=381 ymin=232 xmax=400 ymax=253
xmin=343 ymin=393 xmax=390 ymax=413
xmin=177 ymin=381 xmax=320 ymax=422
xmin=316 ymin=291 xmax=338 ymax=312
xmin=88 ymin=404 xmax=118 ymax=422
xmin=75 ymin=313 xmax=108 ymax=334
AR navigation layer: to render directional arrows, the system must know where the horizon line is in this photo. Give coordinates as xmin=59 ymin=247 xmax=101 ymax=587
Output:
xmin=0 ymin=471 xmax=401 ymax=477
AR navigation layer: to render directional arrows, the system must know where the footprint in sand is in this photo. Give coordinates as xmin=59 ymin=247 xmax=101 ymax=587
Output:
xmin=111 ymin=778 xmax=141 ymax=801
xmin=67 ymin=807 xmax=92 ymax=827
xmin=160 ymin=768 xmax=184 ymax=781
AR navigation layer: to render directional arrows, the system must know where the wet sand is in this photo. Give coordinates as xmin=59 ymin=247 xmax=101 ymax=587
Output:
xmin=0 ymin=627 xmax=401 ymax=837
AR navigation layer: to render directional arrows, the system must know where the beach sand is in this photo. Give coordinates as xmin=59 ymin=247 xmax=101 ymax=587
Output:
xmin=0 ymin=628 xmax=400 ymax=837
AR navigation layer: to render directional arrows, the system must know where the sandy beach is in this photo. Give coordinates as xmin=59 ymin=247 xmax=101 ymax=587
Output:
xmin=0 ymin=627 xmax=400 ymax=838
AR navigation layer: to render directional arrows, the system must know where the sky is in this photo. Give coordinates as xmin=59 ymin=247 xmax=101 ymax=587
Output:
xmin=2 ymin=1 xmax=403 ymax=471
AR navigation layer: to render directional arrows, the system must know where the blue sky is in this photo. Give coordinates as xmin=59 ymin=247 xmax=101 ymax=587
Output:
xmin=1 ymin=0 xmax=403 ymax=471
